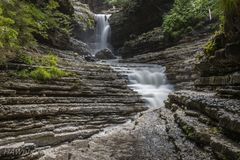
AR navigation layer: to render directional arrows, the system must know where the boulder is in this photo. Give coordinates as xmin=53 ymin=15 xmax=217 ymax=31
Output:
xmin=68 ymin=38 xmax=92 ymax=55
xmin=95 ymin=48 xmax=116 ymax=60
xmin=84 ymin=55 xmax=96 ymax=62
xmin=109 ymin=0 xmax=174 ymax=49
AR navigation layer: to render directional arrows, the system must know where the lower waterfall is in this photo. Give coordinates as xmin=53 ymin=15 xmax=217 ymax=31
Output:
xmin=109 ymin=62 xmax=173 ymax=108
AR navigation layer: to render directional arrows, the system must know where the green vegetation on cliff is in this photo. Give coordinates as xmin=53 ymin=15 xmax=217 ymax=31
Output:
xmin=0 ymin=0 xmax=72 ymax=64
xmin=162 ymin=0 xmax=219 ymax=41
xmin=204 ymin=0 xmax=240 ymax=56
xmin=220 ymin=0 xmax=240 ymax=41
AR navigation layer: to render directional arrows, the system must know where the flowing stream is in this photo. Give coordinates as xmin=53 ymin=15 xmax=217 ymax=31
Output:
xmin=95 ymin=14 xmax=173 ymax=108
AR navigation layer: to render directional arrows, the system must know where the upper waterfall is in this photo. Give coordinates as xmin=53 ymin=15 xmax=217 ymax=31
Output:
xmin=94 ymin=14 xmax=112 ymax=54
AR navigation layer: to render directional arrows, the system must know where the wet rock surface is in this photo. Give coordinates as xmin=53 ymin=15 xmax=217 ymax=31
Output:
xmin=0 ymin=52 xmax=147 ymax=159
xmin=39 ymin=109 xmax=215 ymax=160
xmin=120 ymin=33 xmax=240 ymax=159
xmin=109 ymin=0 xmax=174 ymax=49
xmin=165 ymin=90 xmax=240 ymax=160
xmin=95 ymin=48 xmax=116 ymax=60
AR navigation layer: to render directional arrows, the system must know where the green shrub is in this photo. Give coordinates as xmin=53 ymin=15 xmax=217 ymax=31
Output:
xmin=48 ymin=66 xmax=68 ymax=79
xmin=204 ymin=39 xmax=217 ymax=56
xmin=162 ymin=0 xmax=220 ymax=41
xmin=41 ymin=54 xmax=58 ymax=67
xmin=18 ymin=66 xmax=69 ymax=81
xmin=0 ymin=0 xmax=72 ymax=64
xmin=19 ymin=53 xmax=59 ymax=67
xmin=29 ymin=67 xmax=52 ymax=81
xmin=204 ymin=31 xmax=225 ymax=56
xmin=19 ymin=53 xmax=34 ymax=65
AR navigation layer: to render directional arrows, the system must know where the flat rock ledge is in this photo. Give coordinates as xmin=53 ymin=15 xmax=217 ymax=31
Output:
xmin=166 ymin=90 xmax=240 ymax=160
xmin=0 ymin=59 xmax=147 ymax=160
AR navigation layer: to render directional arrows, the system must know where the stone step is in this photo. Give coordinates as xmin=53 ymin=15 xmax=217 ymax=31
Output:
xmin=14 ymin=89 xmax=137 ymax=97
xmin=217 ymin=88 xmax=240 ymax=98
xmin=160 ymin=108 xmax=216 ymax=160
xmin=7 ymin=78 xmax=128 ymax=89
xmin=0 ymin=90 xmax=16 ymax=96
xmin=0 ymin=129 xmax=99 ymax=148
xmin=195 ymin=72 xmax=240 ymax=87
xmin=3 ymin=82 xmax=79 ymax=92
xmin=0 ymin=116 xmax=128 ymax=140
xmin=167 ymin=90 xmax=240 ymax=134
xmin=0 ymin=103 xmax=147 ymax=120
xmin=174 ymin=109 xmax=240 ymax=160
xmin=2 ymin=81 xmax=132 ymax=94
xmin=0 ymin=96 xmax=143 ymax=105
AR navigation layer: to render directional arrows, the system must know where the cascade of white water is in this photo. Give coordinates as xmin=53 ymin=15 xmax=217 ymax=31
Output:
xmin=128 ymin=66 xmax=173 ymax=108
xmin=94 ymin=14 xmax=111 ymax=54
xmin=94 ymin=14 xmax=173 ymax=108
xmin=107 ymin=62 xmax=174 ymax=108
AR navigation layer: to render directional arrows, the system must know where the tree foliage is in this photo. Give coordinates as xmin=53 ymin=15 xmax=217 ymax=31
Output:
xmin=162 ymin=0 xmax=219 ymax=41
xmin=0 ymin=0 xmax=72 ymax=64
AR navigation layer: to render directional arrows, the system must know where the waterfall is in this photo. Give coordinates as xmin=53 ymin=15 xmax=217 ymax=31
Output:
xmin=94 ymin=14 xmax=173 ymax=108
xmin=94 ymin=14 xmax=111 ymax=54
xmin=108 ymin=62 xmax=173 ymax=108
xmin=128 ymin=66 xmax=173 ymax=108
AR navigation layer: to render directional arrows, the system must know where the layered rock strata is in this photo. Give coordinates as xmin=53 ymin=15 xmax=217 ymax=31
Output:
xmin=122 ymin=35 xmax=210 ymax=90
xmin=0 ymin=52 xmax=146 ymax=159
xmin=122 ymin=34 xmax=240 ymax=159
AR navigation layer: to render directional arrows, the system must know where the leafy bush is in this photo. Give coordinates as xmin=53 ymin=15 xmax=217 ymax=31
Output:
xmin=48 ymin=66 xmax=68 ymax=78
xmin=18 ymin=66 xmax=69 ymax=81
xmin=19 ymin=53 xmax=59 ymax=66
xmin=0 ymin=0 xmax=72 ymax=64
xmin=203 ymin=0 xmax=240 ymax=56
xmin=204 ymin=39 xmax=217 ymax=56
xmin=19 ymin=53 xmax=34 ymax=65
xmin=41 ymin=54 xmax=59 ymax=67
xmin=29 ymin=67 xmax=52 ymax=81
xmin=162 ymin=0 xmax=220 ymax=41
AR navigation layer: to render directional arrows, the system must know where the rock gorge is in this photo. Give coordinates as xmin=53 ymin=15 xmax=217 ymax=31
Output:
xmin=0 ymin=0 xmax=240 ymax=160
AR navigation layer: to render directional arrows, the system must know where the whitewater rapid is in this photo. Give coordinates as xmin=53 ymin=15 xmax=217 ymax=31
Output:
xmin=109 ymin=62 xmax=173 ymax=108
